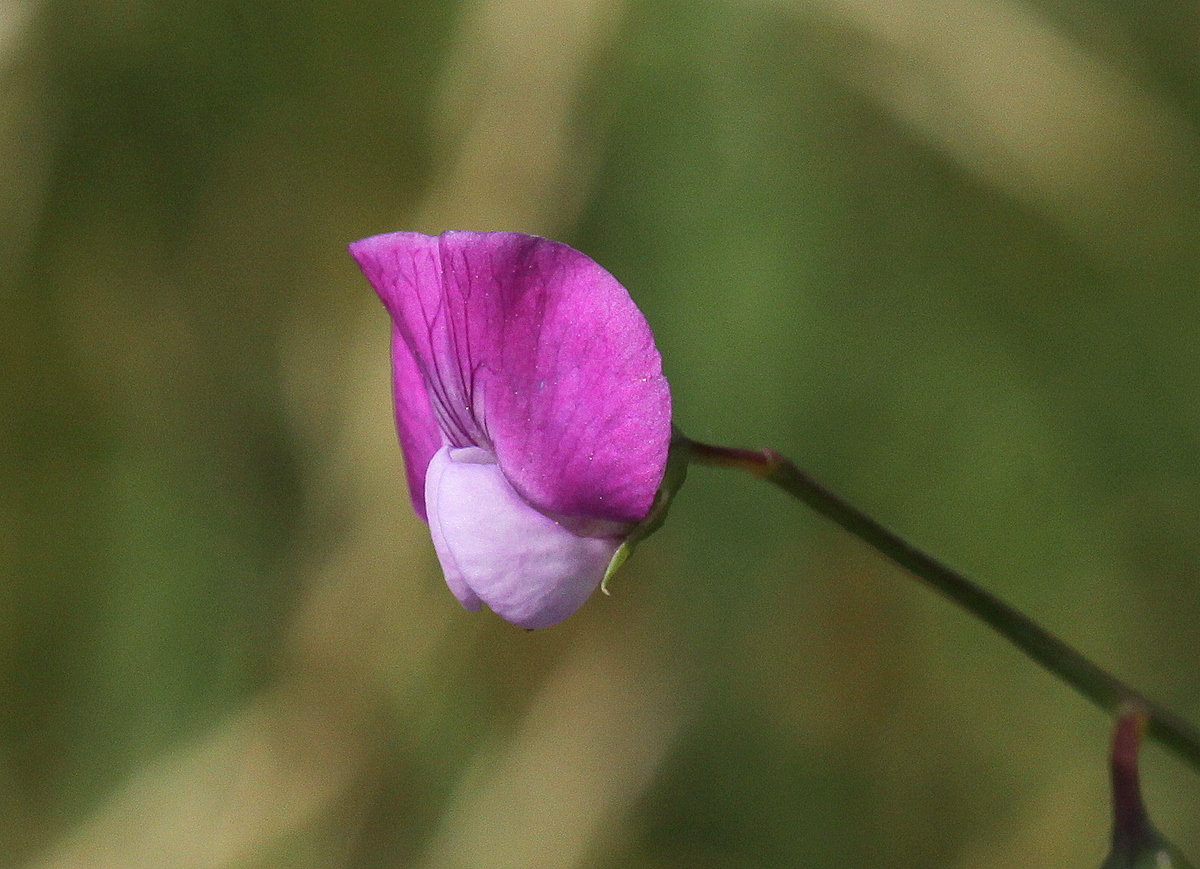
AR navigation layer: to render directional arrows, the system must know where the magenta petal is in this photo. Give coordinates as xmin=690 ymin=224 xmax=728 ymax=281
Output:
xmin=391 ymin=325 xmax=441 ymax=521
xmin=349 ymin=231 xmax=671 ymax=526
xmin=425 ymin=445 xmax=620 ymax=629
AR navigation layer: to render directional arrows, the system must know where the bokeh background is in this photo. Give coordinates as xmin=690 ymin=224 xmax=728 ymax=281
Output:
xmin=3 ymin=0 xmax=1200 ymax=865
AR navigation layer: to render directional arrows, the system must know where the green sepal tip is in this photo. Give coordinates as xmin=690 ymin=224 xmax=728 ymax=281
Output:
xmin=601 ymin=428 xmax=690 ymax=594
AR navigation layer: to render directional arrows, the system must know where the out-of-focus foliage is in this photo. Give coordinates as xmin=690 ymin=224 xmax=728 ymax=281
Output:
xmin=2 ymin=0 xmax=1198 ymax=866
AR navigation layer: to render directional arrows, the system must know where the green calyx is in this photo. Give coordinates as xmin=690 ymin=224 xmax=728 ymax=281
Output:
xmin=601 ymin=428 xmax=690 ymax=594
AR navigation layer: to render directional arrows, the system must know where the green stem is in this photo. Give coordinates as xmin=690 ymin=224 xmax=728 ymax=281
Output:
xmin=684 ymin=436 xmax=1200 ymax=774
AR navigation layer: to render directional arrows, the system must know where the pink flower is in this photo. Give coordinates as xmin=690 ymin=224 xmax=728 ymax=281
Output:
xmin=350 ymin=231 xmax=672 ymax=628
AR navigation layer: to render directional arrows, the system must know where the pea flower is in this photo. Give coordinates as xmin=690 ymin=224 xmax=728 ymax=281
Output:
xmin=349 ymin=230 xmax=672 ymax=629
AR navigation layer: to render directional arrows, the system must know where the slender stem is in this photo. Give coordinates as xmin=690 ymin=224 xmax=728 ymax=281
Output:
xmin=1110 ymin=709 xmax=1153 ymax=852
xmin=685 ymin=437 xmax=1200 ymax=774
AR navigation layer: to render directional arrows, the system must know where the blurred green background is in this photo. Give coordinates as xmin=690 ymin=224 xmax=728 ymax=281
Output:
xmin=3 ymin=0 xmax=1199 ymax=866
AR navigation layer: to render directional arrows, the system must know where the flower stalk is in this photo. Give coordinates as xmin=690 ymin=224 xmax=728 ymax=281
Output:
xmin=1101 ymin=709 xmax=1195 ymax=868
xmin=684 ymin=436 xmax=1200 ymax=775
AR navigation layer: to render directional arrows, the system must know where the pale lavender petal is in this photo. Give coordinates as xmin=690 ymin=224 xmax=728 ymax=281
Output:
xmin=425 ymin=445 xmax=621 ymax=629
xmin=350 ymin=231 xmax=671 ymax=526
xmin=391 ymin=325 xmax=441 ymax=521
